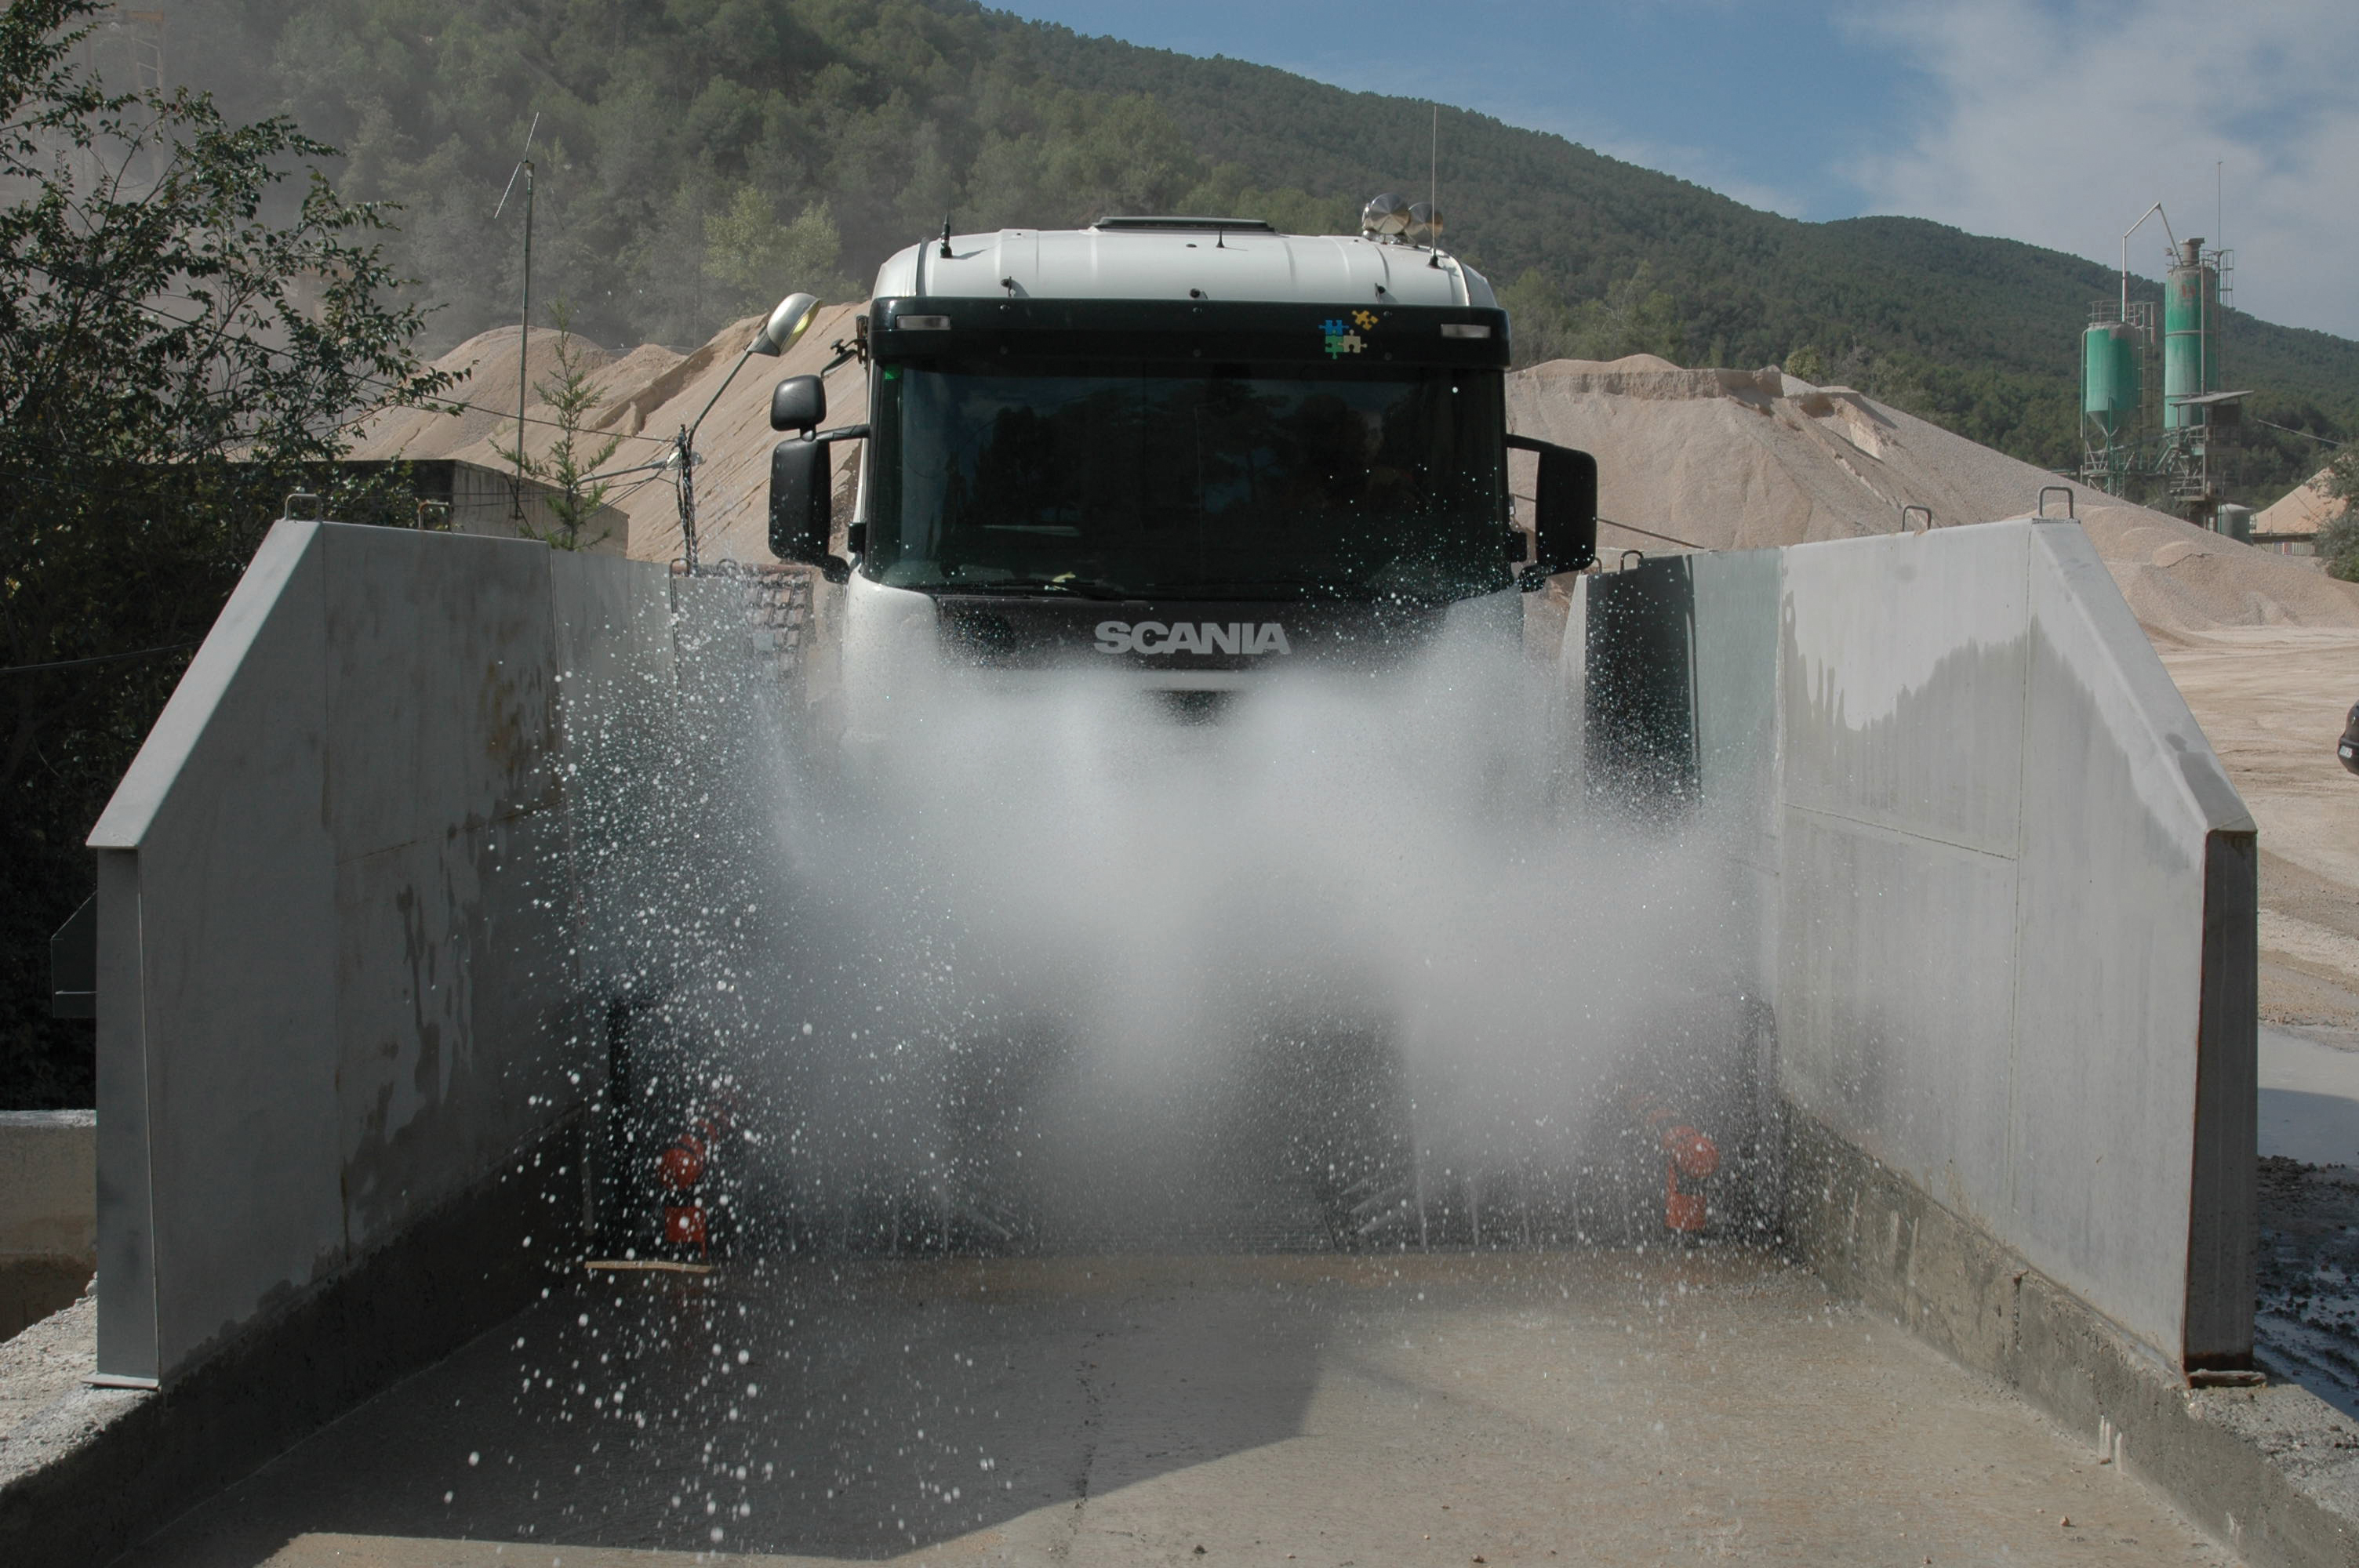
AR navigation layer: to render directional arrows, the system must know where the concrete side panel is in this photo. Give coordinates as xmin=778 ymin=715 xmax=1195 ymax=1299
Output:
xmin=89 ymin=521 xmax=325 ymax=853
xmin=2188 ymin=829 xmax=2259 ymax=1367
xmin=1774 ymin=525 xmax=2030 ymax=1234
xmin=548 ymin=554 xmax=678 ymax=762
xmin=331 ymin=811 xmax=580 ymax=1252
xmin=1776 ymin=807 xmax=2020 ymax=1209
xmin=548 ymin=554 xmax=685 ymax=993
xmin=84 ymin=522 xmax=635 ymax=1385
xmin=1688 ymin=549 xmax=1784 ymax=1012
xmin=671 ymin=574 xmax=764 ymax=714
xmin=1688 ymin=547 xmax=1780 ymax=818
xmin=92 ymin=848 xmax=154 ymax=1381
xmin=318 ymin=526 xmax=580 ymax=1256
xmin=2023 ymin=527 xmax=2251 ymax=837
xmin=1768 ymin=517 xmax=2255 ymax=1370
xmin=1780 ymin=526 xmax=2028 ymax=857
xmin=1550 ymin=576 xmax=1590 ymax=791
xmin=2008 ymin=525 xmax=2215 ymax=1357
xmin=93 ymin=523 xmax=344 ymax=1379
xmin=322 ymin=527 xmax=559 ymax=863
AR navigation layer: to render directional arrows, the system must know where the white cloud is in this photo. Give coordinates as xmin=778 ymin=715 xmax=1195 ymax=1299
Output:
xmin=1843 ymin=0 xmax=2359 ymax=339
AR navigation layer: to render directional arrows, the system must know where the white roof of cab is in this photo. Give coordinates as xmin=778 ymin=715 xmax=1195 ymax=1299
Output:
xmin=869 ymin=223 xmax=1496 ymax=310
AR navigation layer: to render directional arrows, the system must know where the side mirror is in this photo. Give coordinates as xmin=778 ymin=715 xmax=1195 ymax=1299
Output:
xmin=1508 ymin=435 xmax=1598 ymax=585
xmin=769 ymin=438 xmax=847 ymax=581
xmin=771 ymin=374 xmax=826 ymax=434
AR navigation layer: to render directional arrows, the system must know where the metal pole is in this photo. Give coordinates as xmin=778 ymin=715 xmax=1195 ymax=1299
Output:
xmin=2121 ymin=201 xmax=2165 ymax=324
xmin=674 ymin=425 xmax=697 ymax=573
xmin=514 ymin=160 xmax=534 ymax=521
xmin=2216 ymin=161 xmax=2226 ymax=390
xmin=671 ymin=338 xmax=772 ymax=575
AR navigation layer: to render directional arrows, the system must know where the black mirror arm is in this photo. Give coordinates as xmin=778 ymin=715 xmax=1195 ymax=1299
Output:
xmin=807 ymin=422 xmax=870 ymax=445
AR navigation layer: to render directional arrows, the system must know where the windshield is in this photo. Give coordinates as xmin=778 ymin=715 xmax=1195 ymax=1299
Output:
xmin=867 ymin=360 xmax=1509 ymax=601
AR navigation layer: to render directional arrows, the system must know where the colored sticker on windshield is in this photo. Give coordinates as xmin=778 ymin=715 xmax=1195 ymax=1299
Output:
xmin=1321 ymin=311 xmax=1379 ymax=358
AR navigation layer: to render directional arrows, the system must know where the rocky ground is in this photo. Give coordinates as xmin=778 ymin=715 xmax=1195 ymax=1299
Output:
xmin=0 ymin=1290 xmax=95 ymax=1485
xmin=2258 ymin=1156 xmax=2359 ymax=1416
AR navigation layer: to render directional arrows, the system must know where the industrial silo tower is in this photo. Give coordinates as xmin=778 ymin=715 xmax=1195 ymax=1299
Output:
xmin=2164 ymin=237 xmax=2222 ymax=428
xmin=2161 ymin=237 xmax=2246 ymax=514
xmin=2077 ymin=207 xmax=2246 ymax=526
xmin=2079 ymin=314 xmax=2144 ymax=492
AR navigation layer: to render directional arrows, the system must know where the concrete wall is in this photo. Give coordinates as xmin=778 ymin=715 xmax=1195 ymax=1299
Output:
xmin=84 ymin=523 xmax=784 ymax=1386
xmin=0 ymin=1112 xmax=95 ymax=1339
xmin=84 ymin=506 xmax=2248 ymax=1388
xmin=1667 ymin=519 xmax=2255 ymax=1372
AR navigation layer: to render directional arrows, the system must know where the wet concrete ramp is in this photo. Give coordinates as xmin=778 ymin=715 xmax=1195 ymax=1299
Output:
xmin=118 ymin=1253 xmax=2228 ymax=1566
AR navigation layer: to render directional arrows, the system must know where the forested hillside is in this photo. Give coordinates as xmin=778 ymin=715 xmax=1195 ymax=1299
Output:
xmin=169 ymin=0 xmax=2357 ymax=503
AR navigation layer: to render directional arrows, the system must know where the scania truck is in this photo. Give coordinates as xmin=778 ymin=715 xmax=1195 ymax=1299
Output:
xmin=714 ymin=212 xmax=1672 ymax=1253
xmin=762 ymin=207 xmax=1598 ymax=734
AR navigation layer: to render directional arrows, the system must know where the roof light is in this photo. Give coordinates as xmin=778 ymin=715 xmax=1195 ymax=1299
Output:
xmin=1407 ymin=201 xmax=1444 ymax=246
xmin=1092 ymin=216 xmax=1276 ymax=233
xmin=1362 ymin=193 xmax=1411 ymax=238
xmin=1440 ymin=323 xmax=1491 ymax=339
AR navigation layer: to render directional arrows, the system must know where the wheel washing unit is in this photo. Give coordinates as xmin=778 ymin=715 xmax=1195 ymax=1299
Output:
xmin=4 ymin=210 xmax=2329 ymax=1566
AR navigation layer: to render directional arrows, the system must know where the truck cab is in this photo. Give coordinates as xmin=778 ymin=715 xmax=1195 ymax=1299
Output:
xmin=766 ymin=213 xmax=1597 ymax=741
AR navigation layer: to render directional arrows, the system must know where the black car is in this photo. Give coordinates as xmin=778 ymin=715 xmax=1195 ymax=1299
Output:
xmin=2343 ymin=700 xmax=2359 ymax=776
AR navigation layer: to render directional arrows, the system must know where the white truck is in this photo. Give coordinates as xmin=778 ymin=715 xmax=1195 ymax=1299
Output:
xmin=762 ymin=210 xmax=1598 ymax=736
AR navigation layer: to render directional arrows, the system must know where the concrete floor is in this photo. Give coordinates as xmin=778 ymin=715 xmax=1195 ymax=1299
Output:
xmin=118 ymin=1250 xmax=2228 ymax=1567
xmin=2260 ymin=1024 xmax=2359 ymax=1167
xmin=2159 ymin=627 xmax=2359 ymax=1030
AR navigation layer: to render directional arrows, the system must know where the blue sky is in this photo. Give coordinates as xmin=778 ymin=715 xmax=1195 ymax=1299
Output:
xmin=1009 ymin=1 xmax=2359 ymax=342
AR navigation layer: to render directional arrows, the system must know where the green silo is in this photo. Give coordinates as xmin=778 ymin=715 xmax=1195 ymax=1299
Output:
xmin=2164 ymin=238 xmax=2219 ymax=430
xmin=2082 ymin=323 xmax=2139 ymax=437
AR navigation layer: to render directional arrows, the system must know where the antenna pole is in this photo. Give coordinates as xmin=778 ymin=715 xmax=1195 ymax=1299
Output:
xmin=1429 ymin=103 xmax=1438 ymax=249
xmin=513 ymin=159 xmax=533 ymax=521
xmin=494 ymin=113 xmax=540 ymax=522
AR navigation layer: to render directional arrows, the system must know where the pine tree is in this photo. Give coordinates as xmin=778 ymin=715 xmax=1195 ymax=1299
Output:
xmin=495 ymin=303 xmax=622 ymax=551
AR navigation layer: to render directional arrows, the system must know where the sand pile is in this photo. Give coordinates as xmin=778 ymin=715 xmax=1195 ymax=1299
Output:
xmin=351 ymin=308 xmax=868 ymax=564
xmin=2079 ymin=506 xmax=2359 ymax=641
xmin=2258 ymin=464 xmax=2338 ymax=542
xmin=354 ymin=331 xmax=2359 ymax=635
xmin=1508 ymin=356 xmax=2359 ymax=640
xmin=349 ymin=326 xmax=617 ymax=462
